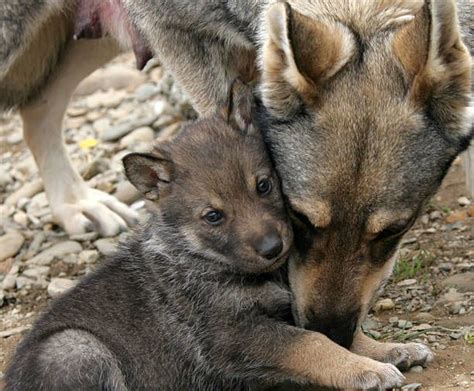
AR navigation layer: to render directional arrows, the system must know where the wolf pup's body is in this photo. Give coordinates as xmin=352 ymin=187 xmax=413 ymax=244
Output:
xmin=1 ymin=0 xmax=471 ymax=375
xmin=5 ymin=83 xmax=406 ymax=391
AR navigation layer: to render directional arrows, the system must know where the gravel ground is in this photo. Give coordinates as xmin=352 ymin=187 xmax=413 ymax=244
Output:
xmin=0 ymin=54 xmax=473 ymax=390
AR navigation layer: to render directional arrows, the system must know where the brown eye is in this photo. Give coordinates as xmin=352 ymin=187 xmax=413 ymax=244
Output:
xmin=203 ymin=210 xmax=224 ymax=226
xmin=257 ymin=177 xmax=272 ymax=196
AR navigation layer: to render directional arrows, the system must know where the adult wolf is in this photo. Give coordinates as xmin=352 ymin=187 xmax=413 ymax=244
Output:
xmin=1 ymin=0 xmax=472 ymax=385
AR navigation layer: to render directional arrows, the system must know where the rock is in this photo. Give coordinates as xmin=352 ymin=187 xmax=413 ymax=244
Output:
xmin=94 ymin=238 xmax=117 ymax=256
xmin=119 ymin=126 xmax=154 ymax=149
xmin=409 ymin=366 xmax=424 ymax=374
xmin=457 ymin=196 xmax=471 ymax=206
xmin=411 ymin=323 xmax=432 ymax=331
xmin=449 ymin=331 xmax=463 ymax=340
xmin=79 ymin=250 xmax=100 ymax=264
xmin=47 ymin=278 xmax=77 ymax=298
xmin=7 ymin=131 xmax=22 ymax=145
xmin=2 ymin=273 xmax=17 ymax=290
xmin=467 ymin=206 xmax=474 ymax=217
xmin=134 ymin=83 xmax=159 ymax=101
xmin=374 ymin=298 xmax=395 ymax=312
xmin=153 ymin=100 xmax=174 ymax=117
xmin=420 ymin=214 xmax=429 ymax=225
xmin=85 ymin=90 xmax=126 ymax=109
xmin=5 ymin=179 xmax=43 ymax=206
xmin=435 ymin=288 xmax=464 ymax=306
xmin=397 ymin=319 xmax=413 ymax=329
xmin=13 ymin=211 xmax=28 ymax=226
xmin=401 ymin=383 xmax=422 ymax=391
xmin=101 ymin=114 xmax=158 ymax=142
xmin=75 ymin=65 xmax=146 ymax=95
xmin=155 ymin=122 xmax=182 ymax=142
xmin=26 ymin=241 xmax=83 ymax=266
xmin=429 ymin=210 xmax=441 ymax=220
xmin=446 ymin=211 xmax=468 ymax=224
xmin=0 ymin=168 xmax=12 ymax=189
xmin=0 ymin=231 xmax=24 ymax=262
xmin=69 ymin=232 xmax=99 ymax=242
xmin=397 ymin=279 xmax=417 ymax=287
xmin=441 ymin=273 xmax=474 ymax=293
xmin=414 ymin=312 xmax=436 ymax=323
xmin=114 ymin=181 xmax=141 ymax=204
xmin=22 ymin=266 xmax=50 ymax=279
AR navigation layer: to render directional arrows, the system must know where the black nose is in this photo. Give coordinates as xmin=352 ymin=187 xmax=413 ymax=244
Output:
xmin=306 ymin=314 xmax=358 ymax=349
xmin=255 ymin=233 xmax=283 ymax=260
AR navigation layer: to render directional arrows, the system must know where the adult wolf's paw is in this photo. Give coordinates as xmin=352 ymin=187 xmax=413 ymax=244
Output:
xmin=381 ymin=342 xmax=434 ymax=370
xmin=52 ymin=188 xmax=139 ymax=237
xmin=345 ymin=358 xmax=405 ymax=391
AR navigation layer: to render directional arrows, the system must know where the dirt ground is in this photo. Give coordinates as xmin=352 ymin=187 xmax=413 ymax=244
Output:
xmin=0 ymin=56 xmax=472 ymax=390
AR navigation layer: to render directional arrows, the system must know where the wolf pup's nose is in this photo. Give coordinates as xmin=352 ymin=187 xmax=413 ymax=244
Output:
xmin=255 ymin=233 xmax=283 ymax=260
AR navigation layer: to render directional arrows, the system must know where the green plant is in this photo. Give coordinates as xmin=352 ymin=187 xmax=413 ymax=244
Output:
xmin=393 ymin=250 xmax=434 ymax=282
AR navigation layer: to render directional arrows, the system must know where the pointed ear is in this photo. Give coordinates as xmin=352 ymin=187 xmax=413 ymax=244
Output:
xmin=122 ymin=152 xmax=174 ymax=201
xmin=219 ymin=79 xmax=257 ymax=134
xmin=393 ymin=0 xmax=472 ymax=134
xmin=260 ymin=2 xmax=355 ymax=117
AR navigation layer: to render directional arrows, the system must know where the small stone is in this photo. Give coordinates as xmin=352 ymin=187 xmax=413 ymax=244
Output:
xmin=119 ymin=126 xmax=154 ymax=148
xmin=26 ymin=241 xmax=83 ymax=266
xmin=449 ymin=331 xmax=463 ymax=340
xmin=457 ymin=196 xmax=471 ymax=206
xmin=374 ymin=298 xmax=395 ymax=312
xmin=2 ymin=273 xmax=17 ymax=290
xmin=7 ymin=131 xmax=22 ymax=145
xmin=69 ymin=232 xmax=99 ymax=242
xmin=114 ymin=181 xmax=141 ymax=204
xmin=441 ymin=273 xmax=474 ymax=293
xmin=409 ymin=366 xmax=424 ymax=374
xmin=13 ymin=211 xmax=28 ymax=226
xmin=153 ymin=100 xmax=173 ymax=116
xmin=397 ymin=319 xmax=413 ymax=329
xmin=429 ymin=211 xmax=442 ymax=220
xmin=79 ymin=250 xmax=100 ymax=264
xmin=420 ymin=214 xmax=429 ymax=225
xmin=435 ymin=288 xmax=464 ymax=306
xmin=401 ymin=383 xmax=422 ymax=390
xmin=414 ymin=312 xmax=436 ymax=323
xmin=100 ymin=114 xmax=158 ymax=142
xmin=5 ymin=179 xmax=43 ymax=206
xmin=411 ymin=323 xmax=432 ymax=331
xmin=47 ymin=278 xmax=77 ymax=298
xmin=389 ymin=316 xmax=399 ymax=324
xmin=0 ymin=231 xmax=24 ymax=262
xmin=94 ymin=238 xmax=117 ymax=256
xmin=22 ymin=266 xmax=50 ymax=279
xmin=397 ymin=279 xmax=417 ymax=287
xmin=134 ymin=83 xmax=159 ymax=101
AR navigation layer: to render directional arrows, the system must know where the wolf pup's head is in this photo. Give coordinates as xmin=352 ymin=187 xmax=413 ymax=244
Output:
xmin=123 ymin=81 xmax=293 ymax=274
xmin=259 ymin=0 xmax=472 ymax=347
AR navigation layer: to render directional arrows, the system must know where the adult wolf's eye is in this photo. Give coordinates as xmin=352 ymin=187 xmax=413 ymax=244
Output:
xmin=256 ymin=177 xmax=272 ymax=196
xmin=203 ymin=210 xmax=224 ymax=226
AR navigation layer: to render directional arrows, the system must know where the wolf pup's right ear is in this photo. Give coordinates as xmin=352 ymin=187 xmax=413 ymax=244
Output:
xmin=220 ymin=79 xmax=256 ymax=135
xmin=122 ymin=153 xmax=174 ymax=201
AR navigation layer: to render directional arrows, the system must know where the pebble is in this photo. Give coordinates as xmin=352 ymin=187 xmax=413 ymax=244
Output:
xmin=457 ymin=196 xmax=471 ymax=206
xmin=409 ymin=366 xmax=424 ymax=374
xmin=79 ymin=250 xmax=100 ymax=264
xmin=397 ymin=319 xmax=413 ymax=329
xmin=411 ymin=323 xmax=432 ymax=331
xmin=26 ymin=241 xmax=83 ymax=266
xmin=374 ymin=298 xmax=395 ymax=312
xmin=429 ymin=210 xmax=442 ymax=220
xmin=435 ymin=288 xmax=464 ymax=306
xmin=414 ymin=312 xmax=436 ymax=323
xmin=2 ymin=273 xmax=17 ymax=290
xmin=47 ymin=278 xmax=77 ymax=298
xmin=119 ymin=126 xmax=155 ymax=148
xmin=441 ymin=272 xmax=474 ymax=293
xmin=22 ymin=266 xmax=50 ymax=279
xmin=5 ymin=179 xmax=43 ymax=206
xmin=449 ymin=331 xmax=463 ymax=340
xmin=13 ymin=211 xmax=28 ymax=226
xmin=94 ymin=238 xmax=117 ymax=256
xmin=100 ymin=114 xmax=158 ymax=142
xmin=134 ymin=83 xmax=159 ymax=101
xmin=397 ymin=279 xmax=417 ymax=287
xmin=114 ymin=181 xmax=141 ymax=204
xmin=0 ymin=230 xmax=24 ymax=262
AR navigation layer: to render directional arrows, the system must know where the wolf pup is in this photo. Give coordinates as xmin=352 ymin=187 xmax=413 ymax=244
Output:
xmin=5 ymin=82 xmax=406 ymax=391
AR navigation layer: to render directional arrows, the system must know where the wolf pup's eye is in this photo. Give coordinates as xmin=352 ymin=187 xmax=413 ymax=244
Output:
xmin=203 ymin=210 xmax=224 ymax=226
xmin=256 ymin=177 xmax=272 ymax=196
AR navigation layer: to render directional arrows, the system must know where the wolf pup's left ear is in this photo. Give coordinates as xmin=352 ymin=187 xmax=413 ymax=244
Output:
xmin=220 ymin=79 xmax=257 ymax=135
xmin=122 ymin=153 xmax=174 ymax=201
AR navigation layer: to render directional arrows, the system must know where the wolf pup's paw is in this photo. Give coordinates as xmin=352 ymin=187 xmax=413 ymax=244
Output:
xmin=381 ymin=342 xmax=434 ymax=370
xmin=352 ymin=360 xmax=405 ymax=391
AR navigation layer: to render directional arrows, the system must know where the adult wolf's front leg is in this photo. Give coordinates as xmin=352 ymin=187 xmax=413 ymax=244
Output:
xmin=21 ymin=38 xmax=138 ymax=237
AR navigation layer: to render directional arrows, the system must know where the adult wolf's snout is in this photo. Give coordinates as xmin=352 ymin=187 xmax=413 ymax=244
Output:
xmin=306 ymin=312 xmax=359 ymax=349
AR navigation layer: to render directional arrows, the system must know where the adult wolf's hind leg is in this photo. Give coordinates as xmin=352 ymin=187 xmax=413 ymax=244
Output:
xmin=21 ymin=38 xmax=139 ymax=237
xmin=6 ymin=329 xmax=127 ymax=391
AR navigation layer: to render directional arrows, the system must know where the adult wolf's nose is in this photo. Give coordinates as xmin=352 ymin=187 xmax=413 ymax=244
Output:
xmin=254 ymin=232 xmax=284 ymax=260
xmin=306 ymin=314 xmax=358 ymax=349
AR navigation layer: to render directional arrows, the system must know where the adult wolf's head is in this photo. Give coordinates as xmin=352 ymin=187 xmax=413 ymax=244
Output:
xmin=259 ymin=0 xmax=472 ymax=348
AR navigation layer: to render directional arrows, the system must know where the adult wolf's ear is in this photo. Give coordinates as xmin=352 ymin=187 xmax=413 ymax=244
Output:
xmin=122 ymin=153 xmax=174 ymax=201
xmin=260 ymin=2 xmax=355 ymax=118
xmin=220 ymin=79 xmax=256 ymax=135
xmin=393 ymin=0 xmax=472 ymax=136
